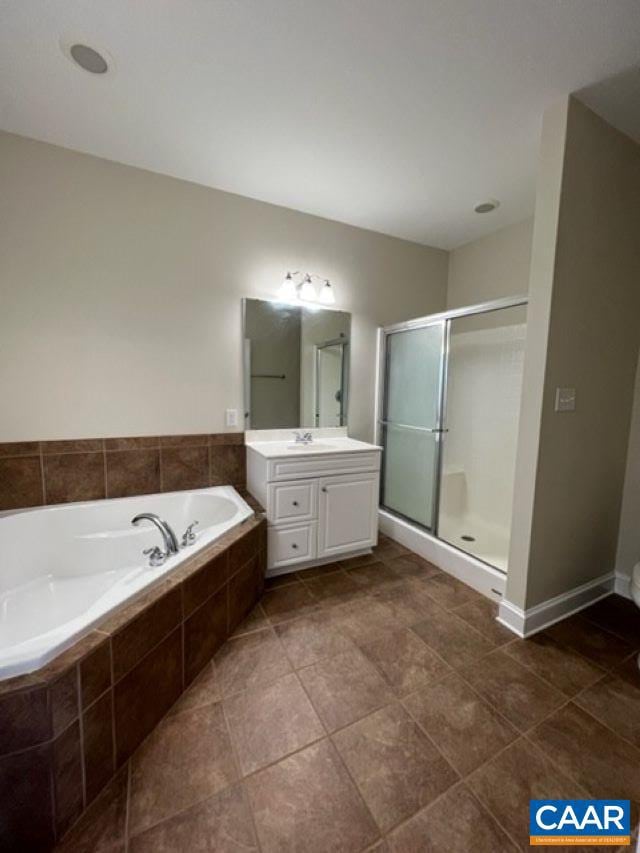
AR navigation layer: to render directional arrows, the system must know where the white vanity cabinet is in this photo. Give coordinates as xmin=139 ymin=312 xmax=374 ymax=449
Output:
xmin=246 ymin=437 xmax=381 ymax=574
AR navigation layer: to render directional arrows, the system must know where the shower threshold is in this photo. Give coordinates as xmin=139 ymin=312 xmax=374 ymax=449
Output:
xmin=378 ymin=508 xmax=506 ymax=602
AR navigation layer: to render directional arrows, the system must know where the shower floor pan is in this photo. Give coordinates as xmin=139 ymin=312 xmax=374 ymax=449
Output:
xmin=437 ymin=513 xmax=510 ymax=574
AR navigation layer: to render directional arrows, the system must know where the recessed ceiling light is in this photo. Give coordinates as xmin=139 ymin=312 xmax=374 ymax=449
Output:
xmin=69 ymin=43 xmax=109 ymax=74
xmin=474 ymin=199 xmax=500 ymax=214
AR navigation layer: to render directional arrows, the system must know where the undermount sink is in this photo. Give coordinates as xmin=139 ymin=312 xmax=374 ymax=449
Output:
xmin=245 ymin=433 xmax=383 ymax=459
xmin=285 ymin=443 xmax=336 ymax=452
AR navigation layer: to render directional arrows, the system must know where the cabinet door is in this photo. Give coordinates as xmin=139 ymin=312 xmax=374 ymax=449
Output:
xmin=317 ymin=472 xmax=379 ymax=558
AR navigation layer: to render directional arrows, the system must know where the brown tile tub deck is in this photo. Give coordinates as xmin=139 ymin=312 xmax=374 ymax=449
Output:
xmin=0 ymin=514 xmax=266 ymax=852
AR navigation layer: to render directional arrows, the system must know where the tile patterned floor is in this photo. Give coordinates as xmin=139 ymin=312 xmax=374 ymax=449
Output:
xmin=56 ymin=535 xmax=640 ymax=852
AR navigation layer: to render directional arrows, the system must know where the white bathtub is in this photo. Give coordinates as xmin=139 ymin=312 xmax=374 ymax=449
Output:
xmin=0 ymin=486 xmax=253 ymax=680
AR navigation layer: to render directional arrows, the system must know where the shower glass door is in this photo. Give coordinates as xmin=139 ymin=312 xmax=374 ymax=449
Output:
xmin=379 ymin=296 xmax=527 ymax=574
xmin=380 ymin=322 xmax=445 ymax=530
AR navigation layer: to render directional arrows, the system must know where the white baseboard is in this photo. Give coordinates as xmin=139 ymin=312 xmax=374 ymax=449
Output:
xmin=379 ymin=509 xmax=505 ymax=602
xmin=496 ymin=599 xmax=527 ymax=637
xmin=497 ymin=571 xmax=616 ymax=638
xmin=614 ymin=573 xmax=632 ymax=600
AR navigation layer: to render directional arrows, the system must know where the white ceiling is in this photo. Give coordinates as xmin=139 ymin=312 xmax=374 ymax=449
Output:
xmin=0 ymin=1 xmax=639 ymax=249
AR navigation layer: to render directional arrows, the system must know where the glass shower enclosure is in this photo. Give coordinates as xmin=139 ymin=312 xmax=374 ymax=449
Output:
xmin=378 ymin=296 xmax=527 ymax=573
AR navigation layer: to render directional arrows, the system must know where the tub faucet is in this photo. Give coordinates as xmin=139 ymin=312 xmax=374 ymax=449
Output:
xmin=132 ymin=513 xmax=180 ymax=560
xmin=181 ymin=521 xmax=199 ymax=547
xmin=143 ymin=546 xmax=167 ymax=567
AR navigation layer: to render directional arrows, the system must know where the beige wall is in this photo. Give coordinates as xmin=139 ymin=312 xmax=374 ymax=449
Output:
xmin=506 ymin=97 xmax=640 ymax=610
xmin=505 ymin=100 xmax=569 ymax=609
xmin=447 ymin=219 xmax=533 ymax=309
xmin=616 ymin=354 xmax=640 ymax=588
xmin=0 ymin=131 xmax=448 ymax=443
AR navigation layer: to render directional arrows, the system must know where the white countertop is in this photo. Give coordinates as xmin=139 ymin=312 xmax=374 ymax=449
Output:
xmin=246 ymin=436 xmax=382 ymax=459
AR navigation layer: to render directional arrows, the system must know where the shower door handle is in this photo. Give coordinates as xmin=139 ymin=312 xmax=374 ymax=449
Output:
xmin=378 ymin=420 xmax=448 ymax=433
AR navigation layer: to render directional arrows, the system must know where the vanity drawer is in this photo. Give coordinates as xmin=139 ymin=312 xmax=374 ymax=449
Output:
xmin=267 ymin=451 xmax=381 ymax=482
xmin=268 ymin=480 xmax=317 ymax=524
xmin=268 ymin=522 xmax=317 ymax=569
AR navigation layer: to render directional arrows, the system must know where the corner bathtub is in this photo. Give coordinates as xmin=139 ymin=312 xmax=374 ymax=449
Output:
xmin=0 ymin=486 xmax=253 ymax=680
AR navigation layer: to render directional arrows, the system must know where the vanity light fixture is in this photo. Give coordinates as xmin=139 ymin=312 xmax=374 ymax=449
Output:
xmin=277 ymin=271 xmax=336 ymax=304
xmin=318 ymin=280 xmax=335 ymax=305
xmin=300 ymin=275 xmax=317 ymax=302
xmin=279 ymin=272 xmax=298 ymax=301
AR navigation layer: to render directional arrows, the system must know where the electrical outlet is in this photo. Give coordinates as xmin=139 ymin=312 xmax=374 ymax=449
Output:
xmin=225 ymin=409 xmax=238 ymax=428
xmin=555 ymin=387 xmax=576 ymax=412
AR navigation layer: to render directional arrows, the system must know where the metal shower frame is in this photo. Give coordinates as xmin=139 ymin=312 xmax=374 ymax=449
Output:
xmin=375 ymin=295 xmax=529 ymax=540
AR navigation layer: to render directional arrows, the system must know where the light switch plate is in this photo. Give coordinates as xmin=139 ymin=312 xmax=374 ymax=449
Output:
xmin=225 ymin=408 xmax=238 ymax=427
xmin=555 ymin=387 xmax=576 ymax=412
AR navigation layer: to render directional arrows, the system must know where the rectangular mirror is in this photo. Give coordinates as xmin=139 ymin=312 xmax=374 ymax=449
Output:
xmin=242 ymin=298 xmax=351 ymax=429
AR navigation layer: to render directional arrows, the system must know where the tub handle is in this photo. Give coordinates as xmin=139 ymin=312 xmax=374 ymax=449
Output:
xmin=143 ymin=546 xmax=167 ymax=567
xmin=181 ymin=520 xmax=199 ymax=548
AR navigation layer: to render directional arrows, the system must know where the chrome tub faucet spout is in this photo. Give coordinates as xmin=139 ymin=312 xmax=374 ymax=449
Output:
xmin=132 ymin=512 xmax=180 ymax=564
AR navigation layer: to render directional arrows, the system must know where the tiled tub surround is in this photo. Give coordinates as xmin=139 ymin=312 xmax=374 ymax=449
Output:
xmin=0 ymin=486 xmax=254 ymax=679
xmin=0 ymin=515 xmax=266 ymax=851
xmin=0 ymin=433 xmax=246 ymax=512
xmin=48 ymin=536 xmax=640 ymax=853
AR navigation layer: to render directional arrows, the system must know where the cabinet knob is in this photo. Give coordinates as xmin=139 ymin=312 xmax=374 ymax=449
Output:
xmin=292 ymin=501 xmax=299 ymax=507
xmin=291 ymin=543 xmax=298 ymax=549
xmin=321 ymin=487 xmax=327 ymax=493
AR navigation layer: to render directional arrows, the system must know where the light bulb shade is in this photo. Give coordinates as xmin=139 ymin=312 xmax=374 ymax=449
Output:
xmin=300 ymin=276 xmax=317 ymax=301
xmin=318 ymin=280 xmax=335 ymax=305
xmin=278 ymin=273 xmax=297 ymax=301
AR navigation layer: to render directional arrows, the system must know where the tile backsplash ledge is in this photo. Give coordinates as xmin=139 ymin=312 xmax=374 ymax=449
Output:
xmin=0 ymin=433 xmax=246 ymax=511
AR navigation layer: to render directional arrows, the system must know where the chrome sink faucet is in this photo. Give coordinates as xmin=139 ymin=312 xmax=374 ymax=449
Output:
xmin=293 ymin=431 xmax=313 ymax=445
xmin=132 ymin=512 xmax=180 ymax=565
